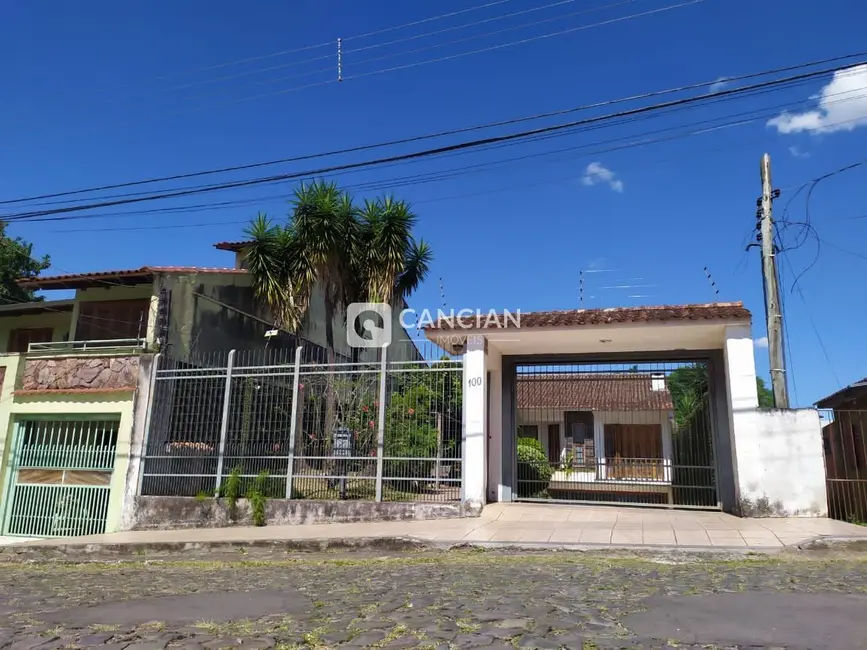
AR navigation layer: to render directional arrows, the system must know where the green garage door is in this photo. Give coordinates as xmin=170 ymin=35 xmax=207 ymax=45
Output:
xmin=2 ymin=418 xmax=119 ymax=537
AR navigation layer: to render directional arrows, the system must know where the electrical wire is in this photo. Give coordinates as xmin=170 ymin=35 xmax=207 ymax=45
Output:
xmin=5 ymin=59 xmax=865 ymax=222
xmin=6 ymin=50 xmax=865 ymax=208
xmin=18 ymin=85 xmax=867 ymax=237
xmin=346 ymin=0 xmax=704 ymax=81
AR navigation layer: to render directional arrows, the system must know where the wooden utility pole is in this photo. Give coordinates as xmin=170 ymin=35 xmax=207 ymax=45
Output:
xmin=759 ymin=153 xmax=789 ymax=408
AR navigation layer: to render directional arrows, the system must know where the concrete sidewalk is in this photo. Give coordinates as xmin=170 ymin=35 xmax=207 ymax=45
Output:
xmin=4 ymin=503 xmax=867 ymax=554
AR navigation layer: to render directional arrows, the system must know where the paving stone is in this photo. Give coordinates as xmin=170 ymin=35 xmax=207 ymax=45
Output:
xmin=76 ymin=634 xmax=115 ymax=646
xmin=0 ymin=552 xmax=864 ymax=650
xmin=9 ymin=636 xmax=60 ymax=650
xmin=519 ymin=639 xmax=564 ymax=650
xmin=235 ymin=638 xmax=275 ymax=650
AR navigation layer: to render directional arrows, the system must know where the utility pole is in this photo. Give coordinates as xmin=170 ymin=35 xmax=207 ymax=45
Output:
xmin=758 ymin=153 xmax=789 ymax=408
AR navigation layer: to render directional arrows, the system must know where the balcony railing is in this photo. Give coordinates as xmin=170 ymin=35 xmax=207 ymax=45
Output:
xmin=27 ymin=338 xmax=147 ymax=354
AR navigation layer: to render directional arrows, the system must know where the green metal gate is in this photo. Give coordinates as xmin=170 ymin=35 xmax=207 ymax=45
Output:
xmin=2 ymin=418 xmax=120 ymax=537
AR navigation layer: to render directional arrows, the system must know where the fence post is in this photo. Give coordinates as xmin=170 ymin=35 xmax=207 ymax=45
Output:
xmin=135 ymin=352 xmax=161 ymax=496
xmin=285 ymin=346 xmax=303 ymax=499
xmin=213 ymin=349 xmax=236 ymax=496
xmin=375 ymin=344 xmax=388 ymax=502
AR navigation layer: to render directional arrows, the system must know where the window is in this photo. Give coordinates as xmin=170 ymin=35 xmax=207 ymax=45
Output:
xmin=7 ymin=328 xmax=54 ymax=353
xmin=517 ymin=425 xmax=539 ymax=440
xmin=76 ymin=299 xmax=150 ymax=342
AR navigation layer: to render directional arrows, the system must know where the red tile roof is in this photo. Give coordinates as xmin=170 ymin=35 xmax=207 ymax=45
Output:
xmin=18 ymin=266 xmax=246 ymax=290
xmin=518 ymin=373 xmax=674 ymax=411
xmin=214 ymin=241 xmax=249 ymax=252
xmin=427 ymin=302 xmax=750 ymax=330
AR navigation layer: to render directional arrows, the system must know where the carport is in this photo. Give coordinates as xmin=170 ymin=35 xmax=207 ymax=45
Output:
xmin=426 ymin=302 xmax=762 ymax=514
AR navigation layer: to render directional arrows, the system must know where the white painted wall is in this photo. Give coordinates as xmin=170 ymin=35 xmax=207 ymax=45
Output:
xmin=486 ymin=346 xmax=503 ymax=502
xmin=743 ymin=409 xmax=828 ymax=516
xmin=462 ymin=336 xmax=487 ymax=507
xmin=723 ymin=323 xmax=826 ymax=516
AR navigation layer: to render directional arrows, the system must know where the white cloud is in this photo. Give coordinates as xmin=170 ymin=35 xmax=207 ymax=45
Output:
xmin=581 ymin=162 xmax=624 ymax=192
xmin=709 ymin=76 xmax=730 ymax=93
xmin=767 ymin=64 xmax=867 ymax=134
xmin=754 ymin=336 xmax=769 ymax=349
xmin=788 ymin=145 xmax=810 ymax=159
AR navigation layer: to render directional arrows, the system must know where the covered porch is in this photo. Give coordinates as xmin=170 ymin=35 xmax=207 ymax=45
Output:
xmin=426 ymin=302 xmax=782 ymax=514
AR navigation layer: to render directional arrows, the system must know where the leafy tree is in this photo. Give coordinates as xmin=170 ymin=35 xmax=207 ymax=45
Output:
xmin=756 ymin=377 xmax=775 ymax=407
xmin=0 ymin=223 xmax=50 ymax=303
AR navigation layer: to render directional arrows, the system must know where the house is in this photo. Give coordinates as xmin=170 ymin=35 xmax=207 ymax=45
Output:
xmin=815 ymin=379 xmax=867 ymax=521
xmin=0 ymin=254 xmax=423 ymax=538
xmin=517 ymin=373 xmax=676 ymax=496
xmin=213 ymin=239 xmax=416 ymax=363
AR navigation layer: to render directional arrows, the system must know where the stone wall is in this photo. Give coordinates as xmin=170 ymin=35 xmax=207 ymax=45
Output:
xmin=21 ymin=356 xmax=140 ymax=391
xmin=128 ymin=496 xmax=481 ymax=530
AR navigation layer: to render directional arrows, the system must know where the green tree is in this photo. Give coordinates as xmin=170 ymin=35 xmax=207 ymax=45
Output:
xmin=0 ymin=223 xmax=50 ymax=304
xmin=244 ymin=181 xmax=432 ymax=444
xmin=756 ymin=377 xmax=775 ymax=407
xmin=244 ymin=181 xmax=432 ymax=349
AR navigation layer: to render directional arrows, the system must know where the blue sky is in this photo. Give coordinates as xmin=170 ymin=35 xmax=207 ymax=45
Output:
xmin=2 ymin=0 xmax=866 ymax=405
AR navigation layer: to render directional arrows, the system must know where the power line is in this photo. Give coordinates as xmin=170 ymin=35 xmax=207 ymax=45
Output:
xmin=346 ymin=0 xmax=645 ymax=66
xmin=5 ymin=59 xmax=866 ymax=223
xmin=346 ymin=0 xmax=704 ymax=81
xmin=29 ymin=73 xmax=867 ymax=217
xmin=346 ymin=0 xmax=586 ymax=55
xmin=20 ymin=86 xmax=867 ymax=237
xmin=6 ymin=50 xmax=864 ymax=208
xmin=118 ymin=0 xmax=601 ymax=104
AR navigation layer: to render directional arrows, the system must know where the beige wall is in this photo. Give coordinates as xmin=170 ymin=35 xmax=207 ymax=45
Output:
xmin=0 ymin=312 xmax=71 ymax=353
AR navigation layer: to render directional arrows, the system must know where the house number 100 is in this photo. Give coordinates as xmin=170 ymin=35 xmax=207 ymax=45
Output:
xmin=468 ymin=377 xmax=483 ymax=387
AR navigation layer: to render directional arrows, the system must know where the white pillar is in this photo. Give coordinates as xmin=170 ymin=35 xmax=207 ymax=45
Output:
xmin=486 ymin=346 xmax=503 ymax=501
xmin=724 ymin=323 xmax=761 ymax=511
xmin=462 ymin=335 xmax=487 ymax=507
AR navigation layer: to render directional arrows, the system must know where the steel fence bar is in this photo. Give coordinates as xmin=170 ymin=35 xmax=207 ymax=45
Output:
xmin=375 ymin=345 xmax=388 ymax=502
xmin=285 ymin=346 xmax=303 ymax=499
xmin=213 ymin=349 xmax=236 ymax=496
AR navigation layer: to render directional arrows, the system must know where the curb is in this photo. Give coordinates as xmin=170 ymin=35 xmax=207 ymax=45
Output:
xmin=3 ymin=533 xmax=867 ymax=563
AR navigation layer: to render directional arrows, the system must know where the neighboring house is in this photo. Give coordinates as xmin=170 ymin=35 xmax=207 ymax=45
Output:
xmin=0 ymin=254 xmax=423 ymax=539
xmin=214 ymin=239 xmax=417 ymax=362
xmin=517 ymin=373 xmax=676 ymax=502
xmin=816 ymin=379 xmax=867 ymax=521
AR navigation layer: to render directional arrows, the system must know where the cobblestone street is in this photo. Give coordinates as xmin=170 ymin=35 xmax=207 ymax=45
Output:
xmin=1 ymin=551 xmax=866 ymax=650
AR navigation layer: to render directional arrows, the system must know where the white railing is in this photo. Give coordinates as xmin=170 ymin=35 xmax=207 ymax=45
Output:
xmin=27 ymin=338 xmax=148 ymax=354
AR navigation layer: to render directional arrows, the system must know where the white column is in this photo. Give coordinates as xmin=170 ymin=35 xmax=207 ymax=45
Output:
xmin=462 ymin=335 xmax=487 ymax=507
xmin=486 ymin=345 xmax=503 ymax=502
xmin=724 ymin=323 xmax=761 ymax=510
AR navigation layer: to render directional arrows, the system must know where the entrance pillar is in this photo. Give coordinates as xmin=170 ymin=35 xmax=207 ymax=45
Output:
xmin=462 ymin=335 xmax=487 ymax=507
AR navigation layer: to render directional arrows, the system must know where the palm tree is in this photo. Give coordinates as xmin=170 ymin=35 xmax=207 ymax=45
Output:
xmin=355 ymin=195 xmax=432 ymax=321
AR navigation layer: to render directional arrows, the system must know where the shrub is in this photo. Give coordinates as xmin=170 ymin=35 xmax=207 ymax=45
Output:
xmin=247 ymin=471 xmax=270 ymax=527
xmin=517 ymin=437 xmax=553 ymax=498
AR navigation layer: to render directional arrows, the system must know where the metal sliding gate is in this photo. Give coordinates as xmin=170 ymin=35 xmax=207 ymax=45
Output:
xmin=2 ymin=418 xmax=120 ymax=537
xmin=514 ymin=360 xmax=720 ymax=509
